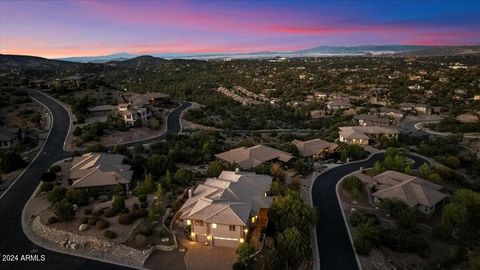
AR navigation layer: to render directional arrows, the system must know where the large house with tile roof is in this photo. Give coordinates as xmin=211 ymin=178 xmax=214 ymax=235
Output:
xmin=338 ymin=126 xmax=399 ymax=145
xmin=68 ymin=153 xmax=133 ymax=194
xmin=178 ymin=170 xmax=273 ymax=247
xmin=291 ymin=138 xmax=338 ymax=159
xmin=352 ymin=170 xmax=448 ymax=215
xmin=214 ymin=144 xmax=293 ymax=170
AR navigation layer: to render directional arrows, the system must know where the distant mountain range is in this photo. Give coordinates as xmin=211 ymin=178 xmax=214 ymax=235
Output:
xmin=1 ymin=45 xmax=480 ymax=70
xmin=53 ymin=45 xmax=480 ymax=63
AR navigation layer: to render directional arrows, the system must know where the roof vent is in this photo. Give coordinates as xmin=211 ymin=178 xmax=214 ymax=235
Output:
xmin=235 ymin=168 xmax=240 ymax=174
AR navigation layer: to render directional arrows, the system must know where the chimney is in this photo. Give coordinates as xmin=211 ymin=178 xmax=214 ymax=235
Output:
xmin=360 ymin=167 xmax=364 ymax=173
xmin=188 ymin=188 xmax=193 ymax=198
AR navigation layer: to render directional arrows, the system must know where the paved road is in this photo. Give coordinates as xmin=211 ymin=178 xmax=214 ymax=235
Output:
xmin=0 ymin=90 xmax=191 ymax=270
xmin=311 ymin=152 xmax=430 ymax=270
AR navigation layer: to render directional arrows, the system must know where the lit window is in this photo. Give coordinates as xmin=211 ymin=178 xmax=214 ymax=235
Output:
xmin=186 ymin=220 xmax=191 ymax=225
xmin=211 ymin=223 xmax=217 ymax=229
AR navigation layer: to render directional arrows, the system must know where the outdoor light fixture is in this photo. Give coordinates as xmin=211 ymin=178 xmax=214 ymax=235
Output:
xmin=186 ymin=220 xmax=191 ymax=225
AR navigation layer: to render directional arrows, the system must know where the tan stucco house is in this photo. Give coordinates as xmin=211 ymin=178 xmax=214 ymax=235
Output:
xmin=292 ymin=138 xmax=338 ymax=159
xmin=215 ymin=144 xmax=293 ymax=170
xmin=178 ymin=171 xmax=273 ymax=247
xmin=339 ymin=126 xmax=399 ymax=145
xmin=352 ymin=170 xmax=448 ymax=215
xmin=69 ymin=153 xmax=133 ymax=194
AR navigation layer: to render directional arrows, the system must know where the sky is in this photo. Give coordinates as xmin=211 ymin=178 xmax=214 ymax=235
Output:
xmin=0 ymin=0 xmax=479 ymax=58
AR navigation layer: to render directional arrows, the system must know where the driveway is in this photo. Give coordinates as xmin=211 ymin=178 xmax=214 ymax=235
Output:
xmin=184 ymin=244 xmax=236 ymax=270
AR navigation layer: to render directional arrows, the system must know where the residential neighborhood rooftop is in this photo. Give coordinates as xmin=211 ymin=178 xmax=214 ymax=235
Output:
xmin=215 ymin=144 xmax=293 ymax=169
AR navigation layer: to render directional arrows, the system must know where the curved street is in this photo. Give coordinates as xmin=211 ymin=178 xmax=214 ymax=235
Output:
xmin=311 ymin=152 xmax=430 ymax=270
xmin=0 ymin=90 xmax=190 ymax=270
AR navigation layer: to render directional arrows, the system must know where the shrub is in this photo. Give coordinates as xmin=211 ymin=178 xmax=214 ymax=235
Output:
xmin=47 ymin=216 xmax=58 ymax=225
xmin=350 ymin=210 xmax=378 ymax=227
xmin=138 ymin=194 xmax=147 ymax=203
xmin=103 ymin=230 xmax=116 ymax=239
xmin=66 ymin=189 xmax=89 ymax=206
xmin=49 ymin=165 xmax=61 ymax=173
xmin=87 ymin=216 xmax=100 ymax=225
xmin=342 ymin=176 xmax=365 ymax=199
xmin=39 ymin=182 xmax=54 ymax=193
xmin=111 ymin=196 xmax=126 ymax=213
xmin=104 ymin=208 xmax=118 ymax=217
xmin=140 ymin=201 xmax=148 ymax=209
xmin=134 ymin=208 xmax=148 ymax=219
xmin=354 ymin=236 xmax=373 ymax=255
xmin=40 ymin=171 xmax=57 ymax=182
xmin=93 ymin=209 xmax=104 ymax=216
xmin=84 ymin=208 xmax=92 ymax=215
xmin=121 ymin=207 xmax=130 ymax=214
xmin=53 ymin=200 xmax=75 ymax=222
xmin=96 ymin=220 xmax=110 ymax=230
xmin=79 ymin=216 xmax=89 ymax=224
xmin=118 ymin=214 xmax=133 ymax=225
xmin=380 ymin=228 xmax=428 ymax=254
xmin=47 ymin=186 xmax=67 ymax=204
xmin=132 ymin=203 xmax=139 ymax=211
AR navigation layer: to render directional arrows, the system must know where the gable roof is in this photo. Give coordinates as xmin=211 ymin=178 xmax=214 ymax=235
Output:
xmin=292 ymin=139 xmax=338 ymax=157
xmin=179 ymin=171 xmax=273 ymax=226
xmin=215 ymin=145 xmax=293 ymax=169
xmin=69 ymin=153 xmax=133 ymax=188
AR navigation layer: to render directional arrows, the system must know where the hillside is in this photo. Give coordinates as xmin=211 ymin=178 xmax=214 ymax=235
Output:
xmin=395 ymin=46 xmax=480 ymax=56
xmin=0 ymin=54 xmax=76 ymax=70
xmin=106 ymin=55 xmax=169 ymax=68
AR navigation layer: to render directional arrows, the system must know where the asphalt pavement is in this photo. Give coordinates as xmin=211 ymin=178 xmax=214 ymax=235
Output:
xmin=0 ymin=90 xmax=190 ymax=270
xmin=311 ymin=152 xmax=429 ymax=270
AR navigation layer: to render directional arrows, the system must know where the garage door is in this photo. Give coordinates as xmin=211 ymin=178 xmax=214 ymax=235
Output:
xmin=212 ymin=238 xmax=239 ymax=248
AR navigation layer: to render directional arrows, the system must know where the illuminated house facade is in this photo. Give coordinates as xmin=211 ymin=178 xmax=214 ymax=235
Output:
xmin=178 ymin=171 xmax=272 ymax=247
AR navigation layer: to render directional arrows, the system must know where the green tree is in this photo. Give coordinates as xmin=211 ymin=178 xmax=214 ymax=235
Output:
xmin=174 ymin=168 xmax=192 ymax=185
xmin=133 ymin=173 xmax=156 ymax=196
xmin=270 ymin=162 xmax=285 ymax=181
xmin=111 ymin=195 xmax=126 ymax=213
xmin=294 ymin=159 xmax=308 ymax=174
xmin=53 ymin=200 xmax=75 ymax=221
xmin=147 ymin=154 xmax=172 ymax=177
xmin=446 ymin=156 xmax=461 ymax=169
xmin=206 ymin=161 xmax=224 ymax=177
xmin=47 ymin=186 xmax=67 ymax=204
xmin=269 ymin=190 xmax=316 ymax=234
xmin=65 ymin=189 xmax=89 ymax=206
xmin=276 ymin=227 xmax=310 ymax=265
xmin=235 ymin=242 xmax=255 ymax=267
xmin=263 ymin=247 xmax=281 ymax=270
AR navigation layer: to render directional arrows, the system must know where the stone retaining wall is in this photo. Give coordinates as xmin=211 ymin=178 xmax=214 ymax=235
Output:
xmin=31 ymin=216 xmax=151 ymax=267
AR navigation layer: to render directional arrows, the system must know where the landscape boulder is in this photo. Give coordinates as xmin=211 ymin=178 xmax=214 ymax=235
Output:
xmin=79 ymin=224 xmax=88 ymax=232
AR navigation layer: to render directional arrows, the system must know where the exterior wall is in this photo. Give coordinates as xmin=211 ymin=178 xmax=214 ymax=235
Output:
xmin=187 ymin=219 xmax=245 ymax=247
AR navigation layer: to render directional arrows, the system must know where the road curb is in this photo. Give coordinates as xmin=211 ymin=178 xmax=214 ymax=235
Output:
xmin=309 ymin=150 xmax=384 ymax=270
xmin=0 ymin=95 xmax=54 ymax=201
xmin=33 ymin=90 xmax=74 ymax=152
xmin=336 ymin=175 xmax=364 ymax=270
xmin=21 ymin=164 xmax=146 ymax=270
